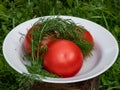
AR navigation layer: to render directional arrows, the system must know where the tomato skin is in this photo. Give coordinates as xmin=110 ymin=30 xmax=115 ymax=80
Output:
xmin=40 ymin=36 xmax=54 ymax=47
xmin=83 ymin=31 xmax=94 ymax=44
xmin=43 ymin=40 xmax=83 ymax=77
xmin=23 ymin=28 xmax=32 ymax=55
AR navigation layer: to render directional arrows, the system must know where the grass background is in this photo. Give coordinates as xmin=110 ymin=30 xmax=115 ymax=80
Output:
xmin=0 ymin=0 xmax=120 ymax=90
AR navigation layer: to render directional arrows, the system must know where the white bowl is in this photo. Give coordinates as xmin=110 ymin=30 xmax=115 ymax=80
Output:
xmin=3 ymin=16 xmax=119 ymax=83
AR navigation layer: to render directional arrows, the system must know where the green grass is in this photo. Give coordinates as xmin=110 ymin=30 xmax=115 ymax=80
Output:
xmin=0 ymin=0 xmax=120 ymax=90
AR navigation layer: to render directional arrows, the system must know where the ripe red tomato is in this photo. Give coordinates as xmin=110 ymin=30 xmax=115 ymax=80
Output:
xmin=23 ymin=28 xmax=32 ymax=55
xmin=43 ymin=40 xmax=83 ymax=77
xmin=83 ymin=31 xmax=94 ymax=44
xmin=23 ymin=26 xmax=55 ymax=55
xmin=76 ymin=26 xmax=94 ymax=45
